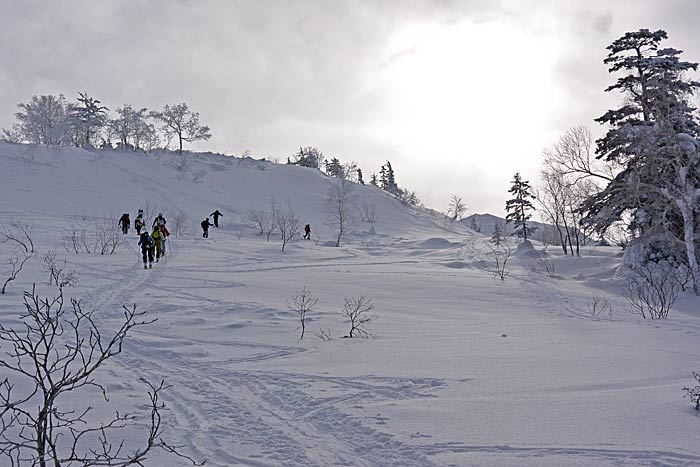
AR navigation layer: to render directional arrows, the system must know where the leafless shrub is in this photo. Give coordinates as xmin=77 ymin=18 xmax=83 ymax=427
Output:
xmin=0 ymin=219 xmax=36 ymax=253
xmin=95 ymin=218 xmax=122 ymax=255
xmin=587 ymin=295 xmax=612 ymax=317
xmin=171 ymin=209 xmax=191 ymax=237
xmin=683 ymin=372 xmax=700 ymax=411
xmin=247 ymin=209 xmax=271 ymax=236
xmin=341 ymin=296 xmax=375 ymax=338
xmin=356 ymin=201 xmax=379 ymax=223
xmin=287 ymin=286 xmax=318 ymax=339
xmin=1 ymin=251 xmax=32 ymax=294
xmin=624 ymin=261 xmax=681 ymax=319
xmin=447 ymin=194 xmax=467 ymax=222
xmin=315 ymin=327 xmax=333 ymax=341
xmin=0 ymin=286 xmax=201 ymax=466
xmin=276 ymin=202 xmax=300 ymax=252
xmin=41 ymin=249 xmax=78 ymax=290
xmin=488 ymin=240 xmax=513 ymax=281
xmin=61 ymin=219 xmax=120 ymax=255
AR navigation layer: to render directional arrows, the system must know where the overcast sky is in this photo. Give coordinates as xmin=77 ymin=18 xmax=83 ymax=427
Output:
xmin=1 ymin=0 xmax=699 ymax=215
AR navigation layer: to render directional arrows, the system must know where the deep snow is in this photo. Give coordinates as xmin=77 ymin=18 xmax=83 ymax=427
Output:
xmin=0 ymin=143 xmax=699 ymax=467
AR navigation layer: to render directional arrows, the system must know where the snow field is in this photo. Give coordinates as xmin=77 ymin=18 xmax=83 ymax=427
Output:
xmin=0 ymin=144 xmax=699 ymax=466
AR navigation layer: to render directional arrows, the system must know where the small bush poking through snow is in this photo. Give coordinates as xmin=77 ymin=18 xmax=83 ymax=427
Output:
xmin=683 ymin=372 xmax=700 ymax=412
xmin=341 ymin=296 xmax=375 ymax=338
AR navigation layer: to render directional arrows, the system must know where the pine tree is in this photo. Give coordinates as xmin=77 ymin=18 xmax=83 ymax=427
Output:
xmin=325 ymin=157 xmax=343 ymax=177
xmin=505 ymin=173 xmax=536 ymax=241
xmin=580 ymin=29 xmax=700 ymax=293
xmin=491 ymin=222 xmax=504 ymax=246
xmin=369 ymin=173 xmax=378 ymax=187
xmin=68 ymin=92 xmax=109 ymax=148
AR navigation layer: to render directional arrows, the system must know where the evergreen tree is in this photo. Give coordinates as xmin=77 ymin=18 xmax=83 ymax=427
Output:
xmin=505 ymin=173 xmax=536 ymax=241
xmin=325 ymin=157 xmax=343 ymax=177
xmin=67 ymin=92 xmax=108 ymax=148
xmin=369 ymin=173 xmax=378 ymax=187
xmin=292 ymin=146 xmax=324 ymax=169
xmin=491 ymin=222 xmax=504 ymax=246
xmin=580 ymin=29 xmax=700 ymax=293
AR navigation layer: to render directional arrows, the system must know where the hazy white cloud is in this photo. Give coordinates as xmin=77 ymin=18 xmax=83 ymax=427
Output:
xmin=1 ymin=0 xmax=698 ymax=215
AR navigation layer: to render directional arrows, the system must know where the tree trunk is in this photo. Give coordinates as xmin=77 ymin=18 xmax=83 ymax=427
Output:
xmin=677 ymin=199 xmax=700 ymax=294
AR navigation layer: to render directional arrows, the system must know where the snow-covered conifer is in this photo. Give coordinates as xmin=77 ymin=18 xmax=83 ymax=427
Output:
xmin=67 ymin=92 xmax=108 ymax=148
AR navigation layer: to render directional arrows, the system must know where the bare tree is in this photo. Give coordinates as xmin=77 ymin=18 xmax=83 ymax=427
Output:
xmin=1 ymin=219 xmax=36 ymax=254
xmin=543 ymin=126 xmax=615 ymax=184
xmin=287 ymin=286 xmax=318 ymax=339
xmin=171 ymin=209 xmax=191 ymax=237
xmin=488 ymin=239 xmax=513 ymax=281
xmin=0 ymin=286 xmax=200 ymax=466
xmin=683 ymin=372 xmax=700 ymax=411
xmin=150 ymin=103 xmax=211 ymax=154
xmin=587 ymin=295 xmax=613 ymax=317
xmin=327 ymin=178 xmax=357 ymax=247
xmin=41 ymin=250 xmax=78 ymax=289
xmin=447 ymin=195 xmax=467 ymax=222
xmin=276 ymin=202 xmax=300 ymax=252
xmin=625 ymin=261 xmax=681 ymax=319
xmin=341 ymin=296 xmax=375 ymax=338
xmin=1 ymin=252 xmax=31 ymax=294
xmin=356 ymin=201 xmax=379 ymax=223
xmin=247 ymin=209 xmax=271 ymax=235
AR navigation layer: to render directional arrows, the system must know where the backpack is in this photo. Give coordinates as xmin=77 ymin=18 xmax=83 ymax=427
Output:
xmin=201 ymin=220 xmax=209 ymax=229
xmin=135 ymin=218 xmax=144 ymax=228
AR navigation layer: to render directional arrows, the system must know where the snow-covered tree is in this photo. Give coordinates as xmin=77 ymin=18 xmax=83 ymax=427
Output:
xmin=67 ymin=92 xmax=108 ymax=148
xmin=379 ymin=161 xmax=398 ymax=194
xmin=369 ymin=173 xmax=378 ymax=187
xmin=579 ymin=28 xmax=700 ymax=293
xmin=325 ymin=157 xmax=343 ymax=177
xmin=150 ymin=103 xmax=211 ymax=154
xmin=291 ymin=146 xmax=324 ymax=169
xmin=447 ymin=195 xmax=467 ymax=221
xmin=109 ymin=104 xmax=157 ymax=150
xmin=505 ymin=172 xmax=536 ymax=241
xmin=4 ymin=94 xmax=69 ymax=146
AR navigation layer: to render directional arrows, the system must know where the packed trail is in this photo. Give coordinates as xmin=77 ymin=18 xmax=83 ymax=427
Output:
xmin=0 ymin=143 xmax=699 ymax=467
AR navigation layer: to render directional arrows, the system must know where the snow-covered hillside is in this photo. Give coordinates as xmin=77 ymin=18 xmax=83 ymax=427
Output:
xmin=1 ymin=143 xmax=699 ymax=467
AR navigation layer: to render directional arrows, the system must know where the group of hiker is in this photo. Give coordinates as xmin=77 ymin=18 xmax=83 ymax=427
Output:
xmin=118 ymin=208 xmax=312 ymax=269
xmin=118 ymin=209 xmax=227 ymax=269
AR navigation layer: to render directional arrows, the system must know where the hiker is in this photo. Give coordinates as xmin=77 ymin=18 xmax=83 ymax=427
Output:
xmin=303 ymin=224 xmax=311 ymax=240
xmin=118 ymin=213 xmax=130 ymax=234
xmin=135 ymin=210 xmax=144 ymax=235
xmin=210 ymin=209 xmax=223 ymax=227
xmin=152 ymin=225 xmax=164 ymax=261
xmin=201 ymin=218 xmax=213 ymax=238
xmin=153 ymin=212 xmax=166 ymax=229
xmin=138 ymin=229 xmax=155 ymax=269
xmin=160 ymin=223 xmax=169 ymax=257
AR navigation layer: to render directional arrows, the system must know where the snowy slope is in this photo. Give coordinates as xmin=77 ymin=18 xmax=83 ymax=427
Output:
xmin=1 ymin=143 xmax=699 ymax=467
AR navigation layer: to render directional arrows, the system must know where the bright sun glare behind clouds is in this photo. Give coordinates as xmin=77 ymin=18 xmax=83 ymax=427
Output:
xmin=373 ymin=20 xmax=563 ymax=213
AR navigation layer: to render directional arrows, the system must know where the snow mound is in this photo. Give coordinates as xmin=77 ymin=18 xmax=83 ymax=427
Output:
xmin=444 ymin=261 xmax=468 ymax=269
xmin=513 ymin=240 xmax=543 ymax=258
xmin=418 ymin=238 xmax=460 ymax=249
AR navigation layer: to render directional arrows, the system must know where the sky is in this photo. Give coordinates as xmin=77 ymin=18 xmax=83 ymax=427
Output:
xmin=1 ymin=0 xmax=699 ymax=216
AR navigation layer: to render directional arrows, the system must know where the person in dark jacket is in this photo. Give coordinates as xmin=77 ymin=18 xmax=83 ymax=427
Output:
xmin=118 ymin=213 xmax=130 ymax=234
xmin=210 ymin=210 xmax=223 ymax=227
xmin=138 ymin=230 xmax=155 ymax=269
xmin=303 ymin=224 xmax=311 ymax=240
xmin=201 ymin=218 xmax=213 ymax=238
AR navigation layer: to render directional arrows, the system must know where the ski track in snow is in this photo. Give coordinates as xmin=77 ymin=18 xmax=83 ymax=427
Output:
xmin=69 ymin=231 xmax=700 ymax=467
